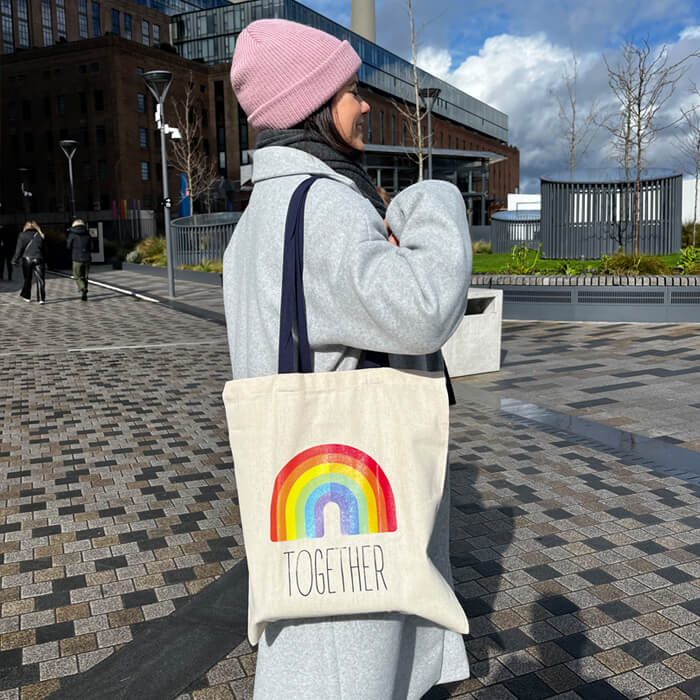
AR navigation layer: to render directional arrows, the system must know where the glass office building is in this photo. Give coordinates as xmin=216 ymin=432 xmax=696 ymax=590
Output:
xmin=131 ymin=0 xmax=228 ymax=17
xmin=172 ymin=0 xmax=508 ymax=143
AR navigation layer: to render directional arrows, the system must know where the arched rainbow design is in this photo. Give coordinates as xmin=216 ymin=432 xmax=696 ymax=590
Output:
xmin=270 ymin=444 xmax=397 ymax=542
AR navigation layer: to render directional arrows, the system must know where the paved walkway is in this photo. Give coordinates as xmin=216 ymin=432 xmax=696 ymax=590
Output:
xmin=0 ymin=269 xmax=698 ymax=700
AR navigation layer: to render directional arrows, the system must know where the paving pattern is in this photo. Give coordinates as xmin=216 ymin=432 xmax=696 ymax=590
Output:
xmin=1 ymin=273 xmax=699 ymax=700
xmin=461 ymin=321 xmax=700 ymax=452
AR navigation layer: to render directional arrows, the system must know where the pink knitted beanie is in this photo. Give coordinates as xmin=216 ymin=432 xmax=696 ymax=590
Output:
xmin=230 ymin=19 xmax=361 ymax=129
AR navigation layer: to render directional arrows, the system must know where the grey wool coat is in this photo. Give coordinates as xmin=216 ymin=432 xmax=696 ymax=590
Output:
xmin=222 ymin=146 xmax=472 ymax=699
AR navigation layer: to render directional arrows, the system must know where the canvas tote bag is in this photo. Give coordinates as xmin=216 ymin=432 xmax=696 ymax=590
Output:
xmin=223 ymin=177 xmax=469 ymax=645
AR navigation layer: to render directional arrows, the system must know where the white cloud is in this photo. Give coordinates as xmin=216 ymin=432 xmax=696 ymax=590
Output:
xmin=429 ymin=30 xmax=700 ymax=193
xmin=679 ymin=25 xmax=700 ymax=40
xmin=416 ymin=46 xmax=452 ymax=80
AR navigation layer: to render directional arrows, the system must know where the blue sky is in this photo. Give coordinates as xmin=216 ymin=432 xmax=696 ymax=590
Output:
xmin=301 ymin=1 xmax=700 ymax=192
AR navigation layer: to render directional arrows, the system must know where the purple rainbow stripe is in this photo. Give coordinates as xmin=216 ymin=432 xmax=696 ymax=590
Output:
xmin=306 ymin=483 xmax=359 ymax=538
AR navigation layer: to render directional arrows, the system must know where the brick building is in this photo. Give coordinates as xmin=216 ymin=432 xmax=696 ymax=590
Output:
xmin=0 ymin=0 xmax=519 ymax=231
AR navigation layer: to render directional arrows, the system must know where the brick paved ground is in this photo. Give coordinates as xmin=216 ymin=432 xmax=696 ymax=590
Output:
xmin=1 ymin=273 xmax=699 ymax=700
xmin=462 ymin=321 xmax=700 ymax=451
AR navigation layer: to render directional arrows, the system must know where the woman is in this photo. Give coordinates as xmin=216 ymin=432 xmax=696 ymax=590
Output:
xmin=13 ymin=220 xmax=47 ymax=304
xmin=226 ymin=19 xmax=472 ymax=699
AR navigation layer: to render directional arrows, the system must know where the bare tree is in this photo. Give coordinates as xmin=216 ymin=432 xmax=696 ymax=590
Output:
xmin=604 ymin=40 xmax=698 ymax=254
xmin=676 ymin=85 xmax=700 ymax=246
xmin=170 ymin=73 xmax=219 ymax=213
xmin=555 ymin=52 xmax=599 ymax=178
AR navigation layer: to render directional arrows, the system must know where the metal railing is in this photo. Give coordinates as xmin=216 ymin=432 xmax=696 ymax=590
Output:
xmin=541 ymin=170 xmax=682 ymax=258
xmin=170 ymin=212 xmax=241 ymax=267
xmin=490 ymin=211 xmax=542 ymax=253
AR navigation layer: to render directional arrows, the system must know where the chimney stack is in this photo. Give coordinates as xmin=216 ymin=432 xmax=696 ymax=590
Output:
xmin=351 ymin=0 xmax=376 ymax=43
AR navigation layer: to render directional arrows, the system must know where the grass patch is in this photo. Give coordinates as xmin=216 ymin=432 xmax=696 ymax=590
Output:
xmin=472 ymin=248 xmax=687 ymax=275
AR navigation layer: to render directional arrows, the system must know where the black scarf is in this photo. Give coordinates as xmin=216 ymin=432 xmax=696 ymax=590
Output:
xmin=255 ymin=129 xmax=387 ymax=218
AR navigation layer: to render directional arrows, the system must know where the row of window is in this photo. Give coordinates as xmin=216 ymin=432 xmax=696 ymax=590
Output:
xmin=7 ymin=91 xmax=104 ymax=120
xmin=1 ymin=0 xmax=161 ymax=53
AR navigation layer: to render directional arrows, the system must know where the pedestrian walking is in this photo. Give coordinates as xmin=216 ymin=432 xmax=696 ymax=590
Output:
xmin=226 ymin=19 xmax=472 ymax=700
xmin=66 ymin=219 xmax=92 ymax=301
xmin=12 ymin=221 xmax=47 ymax=303
xmin=0 ymin=225 xmax=16 ymax=281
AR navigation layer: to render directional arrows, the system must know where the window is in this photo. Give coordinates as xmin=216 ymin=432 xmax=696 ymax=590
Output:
xmin=57 ymin=95 xmax=65 ymax=116
xmin=98 ymin=160 xmax=106 ymax=179
xmin=56 ymin=0 xmax=66 ymax=38
xmin=91 ymin=1 xmax=100 ymax=37
xmin=90 ymin=62 xmax=98 ymax=72
xmin=24 ymin=132 xmax=34 ymax=152
xmin=379 ymin=111 xmax=384 ymax=145
xmin=78 ymin=0 xmax=88 ymax=38
xmin=152 ymin=24 xmax=159 ymax=46
xmin=83 ymin=163 xmax=91 ymax=181
xmin=366 ymin=114 xmax=372 ymax=143
xmin=140 ymin=162 xmax=150 ymax=181
xmin=138 ymin=127 xmax=148 ymax=148
xmin=141 ymin=19 xmax=149 ymax=46
xmin=202 ymin=109 xmax=208 ymax=127
xmin=136 ymin=66 xmax=143 ymax=75
xmin=1 ymin=0 xmax=14 ymax=53
xmin=22 ymin=100 xmax=30 ymax=120
xmin=94 ymin=90 xmax=104 ymax=111
xmin=96 ymin=125 xmax=105 ymax=146
xmin=79 ymin=64 xmax=87 ymax=73
xmin=7 ymin=102 xmax=16 ymax=121
xmin=111 ymin=9 xmax=119 ymax=36
xmin=41 ymin=0 xmax=53 ymax=46
xmin=391 ymin=114 xmax=396 ymax=145
xmin=402 ymin=121 xmax=407 ymax=146
xmin=16 ymin=0 xmax=29 ymax=49
xmin=43 ymin=96 xmax=50 ymax=117
xmin=124 ymin=13 xmax=131 ymax=40
xmin=137 ymin=93 xmax=145 ymax=113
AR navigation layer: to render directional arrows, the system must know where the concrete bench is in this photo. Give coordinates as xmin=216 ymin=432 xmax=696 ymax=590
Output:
xmin=442 ymin=288 xmax=503 ymax=377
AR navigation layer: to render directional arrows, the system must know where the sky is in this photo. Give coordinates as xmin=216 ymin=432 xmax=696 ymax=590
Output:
xmin=302 ymin=0 xmax=700 ymax=193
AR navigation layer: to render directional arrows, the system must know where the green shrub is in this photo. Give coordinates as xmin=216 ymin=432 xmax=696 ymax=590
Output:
xmin=599 ymin=251 xmax=670 ymax=275
xmin=502 ymin=244 xmax=542 ymax=275
xmin=134 ymin=236 xmax=167 ymax=266
xmin=678 ymin=246 xmax=700 ymax=275
xmin=179 ymin=259 xmax=223 ymax=274
xmin=472 ymin=240 xmax=492 ymax=254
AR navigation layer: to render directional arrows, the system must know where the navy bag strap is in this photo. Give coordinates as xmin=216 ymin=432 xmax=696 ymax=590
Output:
xmin=278 ymin=176 xmax=323 ymax=374
xmin=278 ymin=175 xmax=391 ymax=375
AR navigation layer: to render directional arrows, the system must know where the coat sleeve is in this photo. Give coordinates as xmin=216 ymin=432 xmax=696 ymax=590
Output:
xmin=12 ymin=233 xmax=25 ymax=264
xmin=66 ymin=233 xmax=74 ymax=251
xmin=303 ymin=180 xmax=472 ymax=355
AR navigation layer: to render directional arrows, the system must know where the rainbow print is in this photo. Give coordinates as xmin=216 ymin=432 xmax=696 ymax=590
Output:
xmin=270 ymin=444 xmax=397 ymax=542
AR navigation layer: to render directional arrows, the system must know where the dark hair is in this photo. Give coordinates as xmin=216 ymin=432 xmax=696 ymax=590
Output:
xmin=295 ymin=99 xmax=361 ymax=159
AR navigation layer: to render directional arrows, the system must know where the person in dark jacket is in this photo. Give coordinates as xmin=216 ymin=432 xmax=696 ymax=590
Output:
xmin=66 ymin=219 xmax=92 ymax=301
xmin=0 ymin=225 xmax=17 ymax=280
xmin=12 ymin=221 xmax=47 ymax=303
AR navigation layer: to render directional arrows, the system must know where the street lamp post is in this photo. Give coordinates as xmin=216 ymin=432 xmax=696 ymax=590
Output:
xmin=418 ymin=88 xmax=441 ymax=180
xmin=143 ymin=69 xmax=175 ymax=298
xmin=59 ymin=140 xmax=78 ymax=220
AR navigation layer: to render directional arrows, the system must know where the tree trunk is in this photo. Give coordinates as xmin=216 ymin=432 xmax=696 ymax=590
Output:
xmin=693 ymin=171 xmax=698 ymax=247
xmin=407 ymin=0 xmax=423 ymax=181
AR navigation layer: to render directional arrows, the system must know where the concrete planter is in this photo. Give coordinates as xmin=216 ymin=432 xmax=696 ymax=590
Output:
xmin=442 ymin=288 xmax=503 ymax=377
